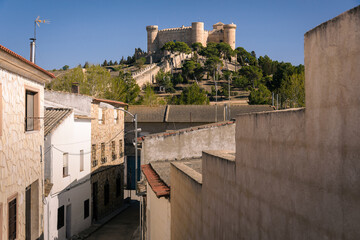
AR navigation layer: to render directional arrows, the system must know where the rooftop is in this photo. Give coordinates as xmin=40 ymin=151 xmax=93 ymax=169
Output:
xmin=44 ymin=107 xmax=73 ymax=136
xmin=142 ymin=158 xmax=202 ymax=198
xmin=0 ymin=44 xmax=55 ymax=79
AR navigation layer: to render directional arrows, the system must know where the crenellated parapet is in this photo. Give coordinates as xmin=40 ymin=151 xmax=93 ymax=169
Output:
xmin=146 ymin=21 xmax=236 ymax=53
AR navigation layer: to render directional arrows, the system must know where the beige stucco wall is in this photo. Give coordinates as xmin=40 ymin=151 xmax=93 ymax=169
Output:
xmin=146 ymin=183 xmax=171 ymax=240
xmin=141 ymin=122 xmax=235 ymax=163
xmin=170 ymin=162 xmax=202 ymax=240
xmin=0 ymin=68 xmax=45 ymax=240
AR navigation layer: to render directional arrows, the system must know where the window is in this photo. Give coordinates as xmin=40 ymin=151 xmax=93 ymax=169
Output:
xmin=92 ymin=144 xmax=97 ymax=167
xmin=119 ymin=139 xmax=123 ymax=158
xmin=63 ymin=153 xmax=69 ymax=177
xmin=114 ymin=109 xmax=118 ymax=124
xmin=8 ymin=198 xmax=16 ymax=240
xmin=112 ymin=141 xmax=116 ymax=161
xmin=104 ymin=180 xmax=110 ymax=206
xmin=80 ymin=150 xmax=84 ymax=172
xmin=116 ymin=174 xmax=121 ymax=197
xmin=25 ymin=91 xmax=35 ymax=131
xmin=98 ymin=108 xmax=105 ymax=124
xmin=57 ymin=206 xmax=64 ymax=230
xmin=101 ymin=143 xmax=106 ymax=164
xmin=84 ymin=199 xmax=89 ymax=219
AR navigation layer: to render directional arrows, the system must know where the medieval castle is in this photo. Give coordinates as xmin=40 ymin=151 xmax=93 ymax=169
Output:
xmin=146 ymin=22 xmax=237 ymax=53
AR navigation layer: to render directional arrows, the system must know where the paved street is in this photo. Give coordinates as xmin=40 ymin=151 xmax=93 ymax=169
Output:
xmin=85 ymin=201 xmax=140 ymax=240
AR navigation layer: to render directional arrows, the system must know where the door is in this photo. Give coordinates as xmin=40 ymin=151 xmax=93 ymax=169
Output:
xmin=92 ymin=182 xmax=98 ymax=221
xmin=25 ymin=186 xmax=31 ymax=240
xmin=66 ymin=204 xmax=71 ymax=239
xmin=126 ymin=156 xmax=141 ymax=190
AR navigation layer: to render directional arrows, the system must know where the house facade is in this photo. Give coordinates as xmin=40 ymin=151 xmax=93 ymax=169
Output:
xmin=0 ymin=44 xmax=54 ymax=240
xmin=43 ymin=107 xmax=92 ymax=240
xmin=44 ymin=91 xmax=127 ymax=222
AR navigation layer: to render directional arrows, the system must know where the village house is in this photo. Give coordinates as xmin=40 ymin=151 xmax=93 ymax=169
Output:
xmin=0 ymin=44 xmax=54 ymax=240
xmin=142 ymin=6 xmax=360 ymax=240
xmin=44 ymin=89 xmax=128 ymax=222
xmin=43 ymin=107 xmax=92 ymax=239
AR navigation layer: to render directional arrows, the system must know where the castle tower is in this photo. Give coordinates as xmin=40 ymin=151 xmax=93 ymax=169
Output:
xmin=146 ymin=25 xmax=159 ymax=53
xmin=223 ymin=23 xmax=237 ymax=50
xmin=191 ymin=22 xmax=205 ymax=46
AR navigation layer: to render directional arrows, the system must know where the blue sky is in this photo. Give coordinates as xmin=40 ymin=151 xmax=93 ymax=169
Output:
xmin=0 ymin=0 xmax=358 ymax=70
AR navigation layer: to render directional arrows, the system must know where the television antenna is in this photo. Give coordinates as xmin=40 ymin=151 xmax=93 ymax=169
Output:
xmin=30 ymin=16 xmax=50 ymax=63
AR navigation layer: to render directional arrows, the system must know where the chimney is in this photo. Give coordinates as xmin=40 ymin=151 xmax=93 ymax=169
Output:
xmin=30 ymin=38 xmax=36 ymax=63
xmin=71 ymin=83 xmax=79 ymax=94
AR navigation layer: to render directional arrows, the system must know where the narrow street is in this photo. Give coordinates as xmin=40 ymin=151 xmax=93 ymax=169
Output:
xmin=85 ymin=201 xmax=140 ymax=240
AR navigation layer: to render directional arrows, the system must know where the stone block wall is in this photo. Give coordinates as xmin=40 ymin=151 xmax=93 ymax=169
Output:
xmin=0 ymin=68 xmax=45 ymax=240
xmin=91 ymin=103 xmax=125 ymax=220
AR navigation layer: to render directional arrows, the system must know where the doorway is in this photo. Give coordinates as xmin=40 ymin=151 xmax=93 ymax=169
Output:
xmin=92 ymin=182 xmax=98 ymax=221
xmin=25 ymin=186 xmax=31 ymax=240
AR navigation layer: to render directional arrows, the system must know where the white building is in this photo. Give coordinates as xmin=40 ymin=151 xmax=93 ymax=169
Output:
xmin=43 ymin=107 xmax=92 ymax=240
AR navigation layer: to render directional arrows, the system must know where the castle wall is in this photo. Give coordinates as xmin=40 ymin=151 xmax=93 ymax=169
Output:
xmin=157 ymin=28 xmax=193 ymax=49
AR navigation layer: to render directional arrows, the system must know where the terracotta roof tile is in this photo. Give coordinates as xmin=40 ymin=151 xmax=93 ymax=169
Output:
xmin=141 ymin=164 xmax=170 ymax=198
xmin=0 ymin=44 xmax=55 ymax=78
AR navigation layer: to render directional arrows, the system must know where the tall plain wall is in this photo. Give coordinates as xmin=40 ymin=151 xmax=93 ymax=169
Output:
xmin=141 ymin=122 xmax=235 ymax=163
xmin=146 ymin=183 xmax=171 ymax=240
xmin=171 ymin=162 xmax=202 ymax=240
xmin=304 ymin=6 xmax=360 ymax=239
xmin=232 ymin=6 xmax=360 ymax=239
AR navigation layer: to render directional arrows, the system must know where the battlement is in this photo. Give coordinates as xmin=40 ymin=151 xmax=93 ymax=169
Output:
xmin=158 ymin=26 xmax=192 ymax=32
xmin=146 ymin=21 xmax=236 ymax=53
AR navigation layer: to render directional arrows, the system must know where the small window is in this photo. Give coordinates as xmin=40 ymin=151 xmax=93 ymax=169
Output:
xmin=80 ymin=150 xmax=84 ymax=172
xmin=98 ymin=108 xmax=104 ymax=124
xmin=63 ymin=153 xmax=69 ymax=177
xmin=119 ymin=139 xmax=123 ymax=158
xmin=112 ymin=141 xmax=116 ymax=161
xmin=84 ymin=199 xmax=89 ymax=219
xmin=116 ymin=175 xmax=121 ymax=197
xmin=101 ymin=143 xmax=106 ymax=164
xmin=104 ymin=180 xmax=110 ymax=206
xmin=8 ymin=198 xmax=17 ymax=240
xmin=57 ymin=206 xmax=64 ymax=230
xmin=114 ymin=109 xmax=118 ymax=124
xmin=92 ymin=144 xmax=97 ymax=167
xmin=25 ymin=91 xmax=35 ymax=131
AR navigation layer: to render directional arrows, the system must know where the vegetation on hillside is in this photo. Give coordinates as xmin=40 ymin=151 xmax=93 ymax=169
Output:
xmin=49 ymin=42 xmax=305 ymax=108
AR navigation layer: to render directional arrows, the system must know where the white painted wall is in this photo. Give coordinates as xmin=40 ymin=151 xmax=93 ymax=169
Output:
xmin=44 ymin=111 xmax=92 ymax=240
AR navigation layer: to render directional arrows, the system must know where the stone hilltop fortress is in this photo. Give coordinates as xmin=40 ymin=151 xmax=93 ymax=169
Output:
xmin=146 ymin=22 xmax=237 ymax=53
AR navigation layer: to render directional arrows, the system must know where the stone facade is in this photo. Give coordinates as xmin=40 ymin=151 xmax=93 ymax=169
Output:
xmin=90 ymin=102 xmax=125 ymax=220
xmin=0 ymin=45 xmax=54 ymax=240
xmin=146 ymin=22 xmax=236 ymax=53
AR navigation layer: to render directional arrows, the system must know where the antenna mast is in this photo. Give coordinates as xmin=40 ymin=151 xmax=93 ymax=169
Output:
xmin=30 ymin=16 xmax=49 ymax=63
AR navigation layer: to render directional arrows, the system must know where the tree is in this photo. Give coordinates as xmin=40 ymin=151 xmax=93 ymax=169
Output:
xmin=200 ymin=42 xmax=219 ymax=58
xmin=205 ymin=56 xmax=222 ymax=76
xmin=46 ymin=66 xmax=85 ymax=92
xmin=217 ymin=42 xmax=234 ymax=61
xmin=141 ymin=84 xmax=158 ymax=106
xmin=114 ymin=61 xmax=118 ymax=65
xmin=109 ymin=60 xmax=113 ymax=66
xmin=102 ymin=60 xmax=108 ymax=67
xmin=174 ymin=42 xmax=192 ymax=54
xmin=155 ymin=70 xmax=175 ymax=93
xmin=235 ymin=47 xmax=257 ymax=66
xmin=239 ymin=65 xmax=263 ymax=88
xmin=178 ymin=83 xmax=209 ymax=105
xmin=83 ymin=62 xmax=90 ymax=68
xmin=191 ymin=42 xmax=203 ymax=53
xmin=161 ymin=41 xmax=176 ymax=53
xmin=62 ymin=65 xmax=69 ymax=70
xmin=135 ymin=57 xmax=146 ymax=69
xmin=248 ymin=84 xmax=272 ymax=105
xmin=182 ymin=60 xmax=202 ymax=81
